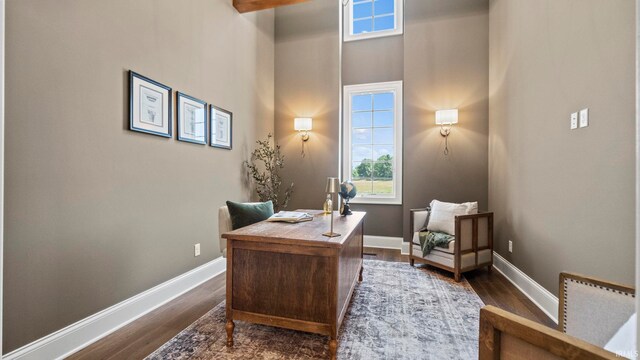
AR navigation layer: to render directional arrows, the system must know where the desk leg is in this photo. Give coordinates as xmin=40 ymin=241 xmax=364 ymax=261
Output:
xmin=328 ymin=338 xmax=338 ymax=360
xmin=226 ymin=320 xmax=235 ymax=346
xmin=358 ymin=264 xmax=363 ymax=282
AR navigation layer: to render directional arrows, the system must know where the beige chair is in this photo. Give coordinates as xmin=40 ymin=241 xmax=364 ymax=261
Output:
xmin=479 ymin=272 xmax=635 ymax=359
xmin=218 ymin=203 xmax=264 ymax=257
xmin=218 ymin=206 xmax=232 ymax=257
xmin=409 ymin=208 xmax=493 ymax=281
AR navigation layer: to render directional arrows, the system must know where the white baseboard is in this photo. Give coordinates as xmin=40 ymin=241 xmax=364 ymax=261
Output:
xmin=364 ymin=235 xmax=402 ymax=250
xmin=492 ymin=252 xmax=559 ymax=324
xmin=363 ymin=235 xmax=410 ymax=255
xmin=401 ymin=242 xmax=409 ymax=255
xmin=3 ymin=257 xmax=226 ymax=360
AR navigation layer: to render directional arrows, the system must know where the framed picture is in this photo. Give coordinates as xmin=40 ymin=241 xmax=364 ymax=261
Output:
xmin=129 ymin=71 xmax=172 ymax=137
xmin=210 ymin=105 xmax=232 ymax=150
xmin=176 ymin=92 xmax=207 ymax=145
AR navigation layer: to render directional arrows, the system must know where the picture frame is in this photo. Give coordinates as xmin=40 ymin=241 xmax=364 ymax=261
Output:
xmin=129 ymin=71 xmax=172 ymax=138
xmin=210 ymin=105 xmax=233 ymax=150
xmin=176 ymin=92 xmax=207 ymax=145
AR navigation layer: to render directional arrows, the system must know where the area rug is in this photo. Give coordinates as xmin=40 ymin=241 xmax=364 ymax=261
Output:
xmin=146 ymin=260 xmax=484 ymax=359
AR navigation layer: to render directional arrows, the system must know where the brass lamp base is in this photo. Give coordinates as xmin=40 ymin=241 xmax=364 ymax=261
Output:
xmin=322 ymin=231 xmax=341 ymax=238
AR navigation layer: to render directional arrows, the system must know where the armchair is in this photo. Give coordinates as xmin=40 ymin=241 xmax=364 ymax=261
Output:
xmin=409 ymin=208 xmax=493 ymax=281
xmin=218 ymin=206 xmax=232 ymax=257
xmin=479 ymin=272 xmax=635 ymax=359
xmin=218 ymin=202 xmax=271 ymax=257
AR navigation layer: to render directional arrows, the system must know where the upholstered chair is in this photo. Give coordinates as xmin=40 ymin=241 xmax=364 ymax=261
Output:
xmin=479 ymin=273 xmax=635 ymax=359
xmin=409 ymin=208 xmax=493 ymax=281
xmin=558 ymin=272 xmax=635 ymax=348
xmin=218 ymin=206 xmax=233 ymax=257
xmin=218 ymin=202 xmax=270 ymax=257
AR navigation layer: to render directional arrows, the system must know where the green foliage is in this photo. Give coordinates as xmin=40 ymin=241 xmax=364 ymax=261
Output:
xmin=353 ymin=154 xmax=393 ymax=180
xmin=244 ymin=133 xmax=294 ymax=212
xmin=354 ymin=159 xmax=373 ymax=179
xmin=373 ymin=154 xmax=393 ymax=179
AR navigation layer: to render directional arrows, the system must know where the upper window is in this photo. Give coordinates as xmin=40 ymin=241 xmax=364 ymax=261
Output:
xmin=343 ymin=81 xmax=403 ymax=205
xmin=344 ymin=0 xmax=403 ymax=42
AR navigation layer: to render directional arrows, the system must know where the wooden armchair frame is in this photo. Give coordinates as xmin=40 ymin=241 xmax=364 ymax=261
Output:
xmin=479 ymin=305 xmax=619 ymax=359
xmin=409 ymin=208 xmax=494 ymax=281
xmin=480 ymin=272 xmax=635 ymax=359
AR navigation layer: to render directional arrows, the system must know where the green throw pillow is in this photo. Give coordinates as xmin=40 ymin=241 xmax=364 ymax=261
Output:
xmin=226 ymin=200 xmax=274 ymax=230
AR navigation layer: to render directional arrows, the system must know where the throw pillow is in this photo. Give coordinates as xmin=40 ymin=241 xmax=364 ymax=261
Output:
xmin=226 ymin=200 xmax=274 ymax=230
xmin=427 ymin=200 xmax=478 ymax=235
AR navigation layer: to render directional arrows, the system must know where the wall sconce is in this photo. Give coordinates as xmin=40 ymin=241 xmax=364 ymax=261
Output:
xmin=294 ymin=117 xmax=312 ymax=157
xmin=435 ymin=109 xmax=458 ymax=155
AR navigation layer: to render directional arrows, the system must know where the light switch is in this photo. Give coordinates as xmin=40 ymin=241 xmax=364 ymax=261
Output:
xmin=579 ymin=108 xmax=589 ymax=128
xmin=570 ymin=112 xmax=578 ymax=130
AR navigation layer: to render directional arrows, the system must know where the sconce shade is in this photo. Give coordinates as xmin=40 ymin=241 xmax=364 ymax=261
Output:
xmin=294 ymin=117 xmax=313 ymax=131
xmin=325 ymin=177 xmax=339 ymax=194
xmin=435 ymin=109 xmax=459 ymax=125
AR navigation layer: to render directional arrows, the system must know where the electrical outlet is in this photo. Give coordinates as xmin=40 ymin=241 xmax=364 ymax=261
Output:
xmin=508 ymin=240 xmax=513 ymax=253
xmin=194 ymin=243 xmax=201 ymax=257
xmin=570 ymin=112 xmax=578 ymax=130
xmin=579 ymin=108 xmax=589 ymax=128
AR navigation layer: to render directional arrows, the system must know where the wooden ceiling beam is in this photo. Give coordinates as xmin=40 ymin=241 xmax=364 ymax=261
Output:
xmin=233 ymin=0 xmax=310 ymax=13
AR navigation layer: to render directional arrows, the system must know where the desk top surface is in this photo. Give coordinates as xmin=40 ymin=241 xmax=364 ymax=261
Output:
xmin=222 ymin=210 xmax=366 ymax=248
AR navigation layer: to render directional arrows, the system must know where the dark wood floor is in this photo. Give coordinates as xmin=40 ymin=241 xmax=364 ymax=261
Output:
xmin=69 ymin=247 xmax=555 ymax=359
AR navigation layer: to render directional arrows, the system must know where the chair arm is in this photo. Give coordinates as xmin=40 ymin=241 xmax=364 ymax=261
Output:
xmin=454 ymin=212 xmax=493 ymax=253
xmin=559 ymin=272 xmax=635 ymax=347
xmin=480 ymin=305 xmax=618 ymax=360
xmin=455 ymin=211 xmax=494 ymax=221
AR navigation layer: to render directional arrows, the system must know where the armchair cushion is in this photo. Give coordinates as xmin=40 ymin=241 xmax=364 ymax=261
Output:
xmin=427 ymin=200 xmax=478 ymax=235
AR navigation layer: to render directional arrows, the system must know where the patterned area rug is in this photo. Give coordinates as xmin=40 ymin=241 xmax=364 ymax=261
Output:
xmin=147 ymin=260 xmax=484 ymax=359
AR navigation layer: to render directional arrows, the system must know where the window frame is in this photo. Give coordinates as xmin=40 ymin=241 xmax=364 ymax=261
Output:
xmin=342 ymin=81 xmax=403 ymax=205
xmin=343 ymin=0 xmax=404 ymax=42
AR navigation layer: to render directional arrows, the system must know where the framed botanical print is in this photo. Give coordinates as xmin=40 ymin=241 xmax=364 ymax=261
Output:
xmin=176 ymin=92 xmax=207 ymax=145
xmin=129 ymin=71 xmax=172 ymax=137
xmin=210 ymin=105 xmax=232 ymax=150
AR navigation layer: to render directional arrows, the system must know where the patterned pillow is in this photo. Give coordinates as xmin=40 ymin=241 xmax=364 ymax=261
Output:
xmin=426 ymin=200 xmax=478 ymax=235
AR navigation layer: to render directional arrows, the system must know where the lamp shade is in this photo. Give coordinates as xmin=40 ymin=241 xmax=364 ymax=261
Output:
xmin=294 ymin=117 xmax=313 ymax=131
xmin=435 ymin=109 xmax=459 ymax=125
xmin=325 ymin=177 xmax=339 ymax=193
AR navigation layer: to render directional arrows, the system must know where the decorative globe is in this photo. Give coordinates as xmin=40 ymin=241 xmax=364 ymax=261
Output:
xmin=339 ymin=181 xmax=357 ymax=202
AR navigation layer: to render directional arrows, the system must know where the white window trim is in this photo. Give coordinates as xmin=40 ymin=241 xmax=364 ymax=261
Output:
xmin=343 ymin=0 xmax=404 ymax=42
xmin=343 ymin=81 xmax=403 ymax=205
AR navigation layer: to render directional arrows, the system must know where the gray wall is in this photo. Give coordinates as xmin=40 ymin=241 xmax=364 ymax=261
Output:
xmin=4 ymin=0 xmax=274 ymax=352
xmin=275 ymin=0 xmax=341 ymax=212
xmin=401 ymin=0 xmax=489 ymax=241
xmin=275 ymin=0 xmax=489 ymax=240
xmin=489 ymin=0 xmax=636 ymax=294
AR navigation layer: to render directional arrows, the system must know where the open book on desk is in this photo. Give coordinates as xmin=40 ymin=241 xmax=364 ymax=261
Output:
xmin=266 ymin=211 xmax=314 ymax=223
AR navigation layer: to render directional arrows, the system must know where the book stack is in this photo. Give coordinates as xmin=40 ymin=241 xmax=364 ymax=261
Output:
xmin=267 ymin=211 xmax=314 ymax=223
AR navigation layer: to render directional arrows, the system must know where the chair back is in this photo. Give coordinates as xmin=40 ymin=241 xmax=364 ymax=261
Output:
xmin=559 ymin=272 xmax=635 ymax=347
xmin=218 ymin=206 xmax=232 ymax=257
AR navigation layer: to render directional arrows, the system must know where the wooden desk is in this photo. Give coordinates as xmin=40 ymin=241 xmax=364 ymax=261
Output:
xmin=222 ymin=210 xmax=365 ymax=360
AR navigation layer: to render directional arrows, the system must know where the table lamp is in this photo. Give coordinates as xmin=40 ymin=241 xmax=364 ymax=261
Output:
xmin=323 ymin=177 xmax=341 ymax=238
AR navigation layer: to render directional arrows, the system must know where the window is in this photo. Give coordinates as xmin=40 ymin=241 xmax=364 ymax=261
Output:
xmin=344 ymin=0 xmax=403 ymax=42
xmin=343 ymin=81 xmax=402 ymax=205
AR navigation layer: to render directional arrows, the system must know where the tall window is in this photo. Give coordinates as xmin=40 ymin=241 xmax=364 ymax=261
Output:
xmin=344 ymin=0 xmax=403 ymax=42
xmin=343 ymin=81 xmax=402 ymax=205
